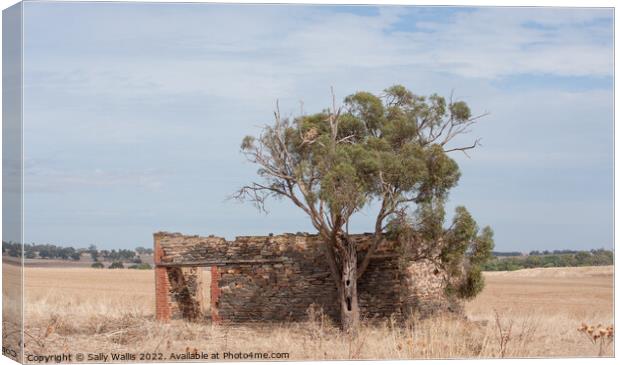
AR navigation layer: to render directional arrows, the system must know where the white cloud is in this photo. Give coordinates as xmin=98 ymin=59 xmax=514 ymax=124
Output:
xmin=286 ymin=7 xmax=613 ymax=78
xmin=24 ymin=6 xmax=612 ymax=103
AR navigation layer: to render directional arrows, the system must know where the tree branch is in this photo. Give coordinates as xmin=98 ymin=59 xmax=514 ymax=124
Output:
xmin=443 ymin=138 xmax=482 ymax=158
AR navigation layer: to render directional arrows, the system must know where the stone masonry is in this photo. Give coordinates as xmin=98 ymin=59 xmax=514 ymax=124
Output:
xmin=154 ymin=231 xmax=451 ymax=323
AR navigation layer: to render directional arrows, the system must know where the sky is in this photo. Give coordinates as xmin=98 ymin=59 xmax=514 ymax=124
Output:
xmin=19 ymin=2 xmax=613 ymax=252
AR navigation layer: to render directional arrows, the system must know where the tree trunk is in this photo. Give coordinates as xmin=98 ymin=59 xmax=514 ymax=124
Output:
xmin=339 ymin=242 xmax=360 ymax=334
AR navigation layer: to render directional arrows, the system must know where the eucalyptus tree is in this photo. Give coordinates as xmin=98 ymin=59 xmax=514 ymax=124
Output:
xmin=235 ymin=85 xmax=494 ymax=333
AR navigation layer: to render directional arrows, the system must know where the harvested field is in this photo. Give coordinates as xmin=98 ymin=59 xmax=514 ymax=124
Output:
xmin=468 ymin=266 xmax=613 ymax=317
xmin=2 ymin=264 xmax=613 ymax=360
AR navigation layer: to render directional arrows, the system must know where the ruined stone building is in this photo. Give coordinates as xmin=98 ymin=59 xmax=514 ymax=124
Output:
xmin=154 ymin=231 xmax=456 ymax=323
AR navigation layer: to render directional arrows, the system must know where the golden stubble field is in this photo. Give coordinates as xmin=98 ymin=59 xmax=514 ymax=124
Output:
xmin=3 ymin=265 xmax=614 ymax=360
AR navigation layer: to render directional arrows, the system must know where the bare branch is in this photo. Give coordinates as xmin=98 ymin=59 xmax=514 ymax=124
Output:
xmin=337 ymin=134 xmax=356 ymax=144
xmin=444 ymin=138 xmax=482 ymax=157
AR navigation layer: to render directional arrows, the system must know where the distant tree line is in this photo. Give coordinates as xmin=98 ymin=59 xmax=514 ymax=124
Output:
xmin=2 ymin=241 xmax=22 ymax=258
xmin=528 ymin=249 xmax=581 ymax=255
xmin=492 ymin=251 xmax=523 ymax=257
xmin=483 ymin=249 xmax=613 ymax=271
xmin=2 ymin=241 xmax=153 ymax=261
xmin=91 ymin=261 xmax=152 ymax=270
xmin=1 ymin=242 xmax=81 ymax=260
xmin=96 ymin=248 xmax=145 ymax=262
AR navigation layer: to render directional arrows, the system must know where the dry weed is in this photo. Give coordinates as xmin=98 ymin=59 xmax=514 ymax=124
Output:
xmin=578 ymin=323 xmax=614 ymax=356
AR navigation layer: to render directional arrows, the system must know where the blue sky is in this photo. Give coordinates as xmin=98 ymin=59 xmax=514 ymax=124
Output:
xmin=20 ymin=3 xmax=613 ymax=252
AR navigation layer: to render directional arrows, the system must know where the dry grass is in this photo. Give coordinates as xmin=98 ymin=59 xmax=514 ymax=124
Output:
xmin=2 ymin=263 xmax=23 ymax=361
xmin=2 ymin=264 xmax=613 ymax=360
xmin=465 ymin=266 xmax=614 ymax=357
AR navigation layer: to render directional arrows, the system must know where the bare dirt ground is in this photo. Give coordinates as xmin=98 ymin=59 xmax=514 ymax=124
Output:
xmin=2 ymin=265 xmax=614 ymax=361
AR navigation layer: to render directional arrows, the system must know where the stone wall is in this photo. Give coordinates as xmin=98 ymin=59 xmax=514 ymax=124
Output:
xmin=154 ymin=231 xmax=450 ymax=323
xmin=401 ymin=260 xmax=458 ymax=318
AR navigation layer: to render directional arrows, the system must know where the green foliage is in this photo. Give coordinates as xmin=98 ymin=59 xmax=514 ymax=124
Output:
xmin=240 ymin=85 xmax=477 ymax=219
xmin=455 ymin=266 xmax=485 ymax=299
xmin=99 ymin=249 xmax=137 ymax=261
xmin=471 ymin=227 xmax=494 ymax=266
xmin=482 ymin=249 xmax=613 ymax=271
xmin=128 ymin=263 xmax=152 ymax=270
xmin=18 ymin=243 xmax=80 ymax=260
xmin=238 ymin=85 xmax=493 ymax=304
xmin=108 ymin=261 xmax=124 ymax=269
xmin=388 ymin=203 xmax=494 ymax=300
xmin=135 ymin=246 xmax=153 ymax=255
xmin=89 ymin=244 xmax=98 ymax=262
xmin=91 ymin=262 xmax=104 ymax=269
xmin=441 ymin=208 xmax=494 ymax=299
xmin=449 ymin=101 xmax=471 ymax=121
xmin=441 ymin=206 xmax=478 ymax=273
